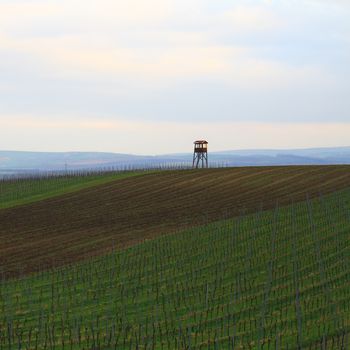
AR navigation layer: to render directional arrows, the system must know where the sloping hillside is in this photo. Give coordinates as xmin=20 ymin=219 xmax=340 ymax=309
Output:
xmin=1 ymin=186 xmax=350 ymax=348
xmin=0 ymin=171 xmax=145 ymax=209
xmin=1 ymin=166 xmax=350 ymax=277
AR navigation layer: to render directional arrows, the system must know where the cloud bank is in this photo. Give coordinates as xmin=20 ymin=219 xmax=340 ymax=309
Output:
xmin=0 ymin=0 xmax=349 ymax=152
xmin=1 ymin=115 xmax=350 ymax=154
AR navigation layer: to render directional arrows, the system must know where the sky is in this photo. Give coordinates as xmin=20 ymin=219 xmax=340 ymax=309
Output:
xmin=0 ymin=0 xmax=349 ymax=154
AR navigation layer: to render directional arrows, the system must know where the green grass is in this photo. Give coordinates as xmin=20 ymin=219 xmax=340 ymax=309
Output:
xmin=0 ymin=171 xmax=150 ymax=209
xmin=1 ymin=188 xmax=350 ymax=349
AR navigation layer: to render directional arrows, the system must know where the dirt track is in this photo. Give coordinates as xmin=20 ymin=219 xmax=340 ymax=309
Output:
xmin=1 ymin=166 xmax=350 ymax=277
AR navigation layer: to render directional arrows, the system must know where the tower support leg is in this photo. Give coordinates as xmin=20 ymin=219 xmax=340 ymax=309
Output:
xmin=196 ymin=155 xmax=200 ymax=169
xmin=192 ymin=152 xmax=208 ymax=168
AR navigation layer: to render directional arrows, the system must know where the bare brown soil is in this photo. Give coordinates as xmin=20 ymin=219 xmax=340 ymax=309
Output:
xmin=1 ymin=166 xmax=350 ymax=277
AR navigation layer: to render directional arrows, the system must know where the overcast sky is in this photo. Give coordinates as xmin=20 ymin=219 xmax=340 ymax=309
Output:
xmin=0 ymin=0 xmax=349 ymax=154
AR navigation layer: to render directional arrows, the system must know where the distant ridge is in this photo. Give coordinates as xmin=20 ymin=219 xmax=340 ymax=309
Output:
xmin=1 ymin=147 xmax=350 ymax=173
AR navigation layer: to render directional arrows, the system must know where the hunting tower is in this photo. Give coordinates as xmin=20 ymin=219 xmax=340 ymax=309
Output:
xmin=192 ymin=140 xmax=208 ymax=168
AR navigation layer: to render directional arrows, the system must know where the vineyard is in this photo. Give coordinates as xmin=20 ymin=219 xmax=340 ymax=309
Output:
xmin=0 ymin=170 xmax=147 ymax=209
xmin=1 ymin=166 xmax=350 ymax=349
xmin=2 ymin=166 xmax=350 ymax=278
xmin=1 ymin=186 xmax=350 ymax=348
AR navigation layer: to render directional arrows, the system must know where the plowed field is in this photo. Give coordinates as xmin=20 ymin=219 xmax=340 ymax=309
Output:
xmin=1 ymin=166 xmax=350 ymax=277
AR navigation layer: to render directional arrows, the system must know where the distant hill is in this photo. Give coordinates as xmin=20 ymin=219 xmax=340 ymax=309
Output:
xmin=1 ymin=147 xmax=350 ymax=174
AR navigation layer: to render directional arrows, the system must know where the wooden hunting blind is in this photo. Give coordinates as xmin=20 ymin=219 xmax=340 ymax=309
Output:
xmin=192 ymin=140 xmax=208 ymax=168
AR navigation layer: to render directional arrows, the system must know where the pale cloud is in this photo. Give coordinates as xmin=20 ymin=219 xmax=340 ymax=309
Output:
xmin=0 ymin=0 xmax=345 ymax=85
xmin=0 ymin=115 xmax=127 ymax=130
xmin=0 ymin=0 xmax=172 ymax=30
xmin=0 ymin=31 xmax=334 ymax=88
xmin=1 ymin=115 xmax=350 ymax=154
xmin=0 ymin=0 xmax=349 ymax=153
xmin=0 ymin=2 xmax=60 ymax=22
xmin=306 ymin=0 xmax=350 ymax=7
xmin=0 ymin=33 xmax=243 ymax=78
xmin=42 ymin=44 xmax=240 ymax=79
xmin=222 ymin=5 xmax=283 ymax=32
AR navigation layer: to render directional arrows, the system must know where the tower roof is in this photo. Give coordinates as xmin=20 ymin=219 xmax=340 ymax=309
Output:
xmin=194 ymin=140 xmax=208 ymax=144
